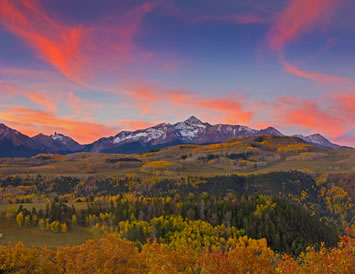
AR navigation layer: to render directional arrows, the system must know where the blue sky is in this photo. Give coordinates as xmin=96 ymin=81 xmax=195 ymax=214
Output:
xmin=0 ymin=0 xmax=354 ymax=145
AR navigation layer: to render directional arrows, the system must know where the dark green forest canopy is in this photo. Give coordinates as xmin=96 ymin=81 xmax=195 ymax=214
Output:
xmin=14 ymin=193 xmax=339 ymax=256
xmin=2 ymin=171 xmax=351 ymax=256
xmin=0 ymin=171 xmax=317 ymax=197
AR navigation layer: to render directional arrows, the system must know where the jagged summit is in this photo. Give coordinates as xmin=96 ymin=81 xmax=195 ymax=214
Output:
xmin=260 ymin=127 xmax=283 ymax=136
xmin=183 ymin=115 xmax=204 ymax=124
xmin=32 ymin=132 xmax=83 ymax=153
xmin=51 ymin=132 xmax=65 ymax=140
xmin=86 ymin=117 xmax=344 ymax=154
xmin=294 ymin=134 xmax=341 ymax=149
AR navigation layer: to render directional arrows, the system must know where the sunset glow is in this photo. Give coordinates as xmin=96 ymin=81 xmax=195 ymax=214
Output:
xmin=0 ymin=0 xmax=354 ymax=145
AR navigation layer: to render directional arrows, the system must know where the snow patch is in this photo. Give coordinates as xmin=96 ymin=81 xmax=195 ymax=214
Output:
xmin=52 ymin=134 xmax=64 ymax=141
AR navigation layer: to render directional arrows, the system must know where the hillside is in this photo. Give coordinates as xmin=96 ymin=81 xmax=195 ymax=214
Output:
xmin=0 ymin=136 xmax=354 ymax=178
xmin=0 ymin=136 xmax=353 ymax=272
xmin=0 ymin=117 xmax=346 ymax=157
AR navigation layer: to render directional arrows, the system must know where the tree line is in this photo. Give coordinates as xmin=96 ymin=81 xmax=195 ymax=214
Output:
xmin=9 ymin=193 xmax=339 ymax=255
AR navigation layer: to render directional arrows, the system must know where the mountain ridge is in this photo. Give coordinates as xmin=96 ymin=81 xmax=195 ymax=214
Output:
xmin=0 ymin=116 xmax=348 ymax=157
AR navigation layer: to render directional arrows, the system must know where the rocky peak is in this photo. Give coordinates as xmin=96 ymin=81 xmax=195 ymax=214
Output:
xmin=51 ymin=132 xmax=65 ymax=141
xmin=260 ymin=127 xmax=283 ymax=136
xmin=184 ymin=115 xmax=203 ymax=125
xmin=0 ymin=123 xmax=21 ymax=138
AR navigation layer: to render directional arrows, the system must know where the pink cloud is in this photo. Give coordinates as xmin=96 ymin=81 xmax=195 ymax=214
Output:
xmin=274 ymin=97 xmax=347 ymax=138
xmin=0 ymin=0 xmax=155 ymax=86
xmin=264 ymin=0 xmax=347 ymax=85
xmin=0 ymin=106 xmax=118 ymax=143
xmin=280 ymin=59 xmax=351 ymax=84
xmin=0 ymin=82 xmax=56 ymax=112
xmin=267 ymin=0 xmax=337 ymax=51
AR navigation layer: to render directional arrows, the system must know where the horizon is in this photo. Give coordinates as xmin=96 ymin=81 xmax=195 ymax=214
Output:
xmin=0 ymin=0 xmax=354 ymax=146
xmin=0 ymin=115 xmax=343 ymax=147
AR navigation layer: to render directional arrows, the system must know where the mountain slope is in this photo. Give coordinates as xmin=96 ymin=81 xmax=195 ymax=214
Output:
xmin=85 ymin=116 xmax=339 ymax=154
xmin=0 ymin=124 xmax=45 ymax=157
xmin=0 ymin=116 xmax=345 ymax=157
xmin=32 ymin=133 xmax=83 ymax=154
xmin=294 ymin=134 xmax=343 ymax=149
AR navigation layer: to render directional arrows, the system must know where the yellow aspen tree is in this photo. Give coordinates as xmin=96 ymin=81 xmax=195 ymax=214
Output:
xmin=16 ymin=212 xmax=24 ymax=228
xmin=72 ymin=214 xmax=77 ymax=225
xmin=61 ymin=223 xmax=67 ymax=233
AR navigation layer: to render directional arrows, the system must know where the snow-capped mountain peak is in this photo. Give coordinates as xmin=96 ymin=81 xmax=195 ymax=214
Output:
xmin=51 ymin=132 xmax=65 ymax=142
xmin=0 ymin=116 xmax=347 ymax=157
xmin=32 ymin=132 xmax=83 ymax=153
xmin=184 ymin=115 xmax=205 ymax=125
xmin=294 ymin=134 xmax=340 ymax=149
xmin=173 ymin=116 xmax=208 ymax=140
xmin=88 ymin=116 xmax=344 ymax=153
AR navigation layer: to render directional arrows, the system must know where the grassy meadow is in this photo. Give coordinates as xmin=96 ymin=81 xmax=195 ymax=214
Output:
xmin=0 ymin=218 xmax=94 ymax=249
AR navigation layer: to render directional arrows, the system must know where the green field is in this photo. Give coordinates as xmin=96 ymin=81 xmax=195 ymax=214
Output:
xmin=0 ymin=203 xmax=95 ymax=249
xmin=0 ymin=218 xmax=95 ymax=249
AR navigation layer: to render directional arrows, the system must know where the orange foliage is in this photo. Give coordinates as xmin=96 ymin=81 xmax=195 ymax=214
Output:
xmin=0 ymin=233 xmax=353 ymax=273
xmin=277 ymin=232 xmax=354 ymax=273
xmin=200 ymin=236 xmax=275 ymax=273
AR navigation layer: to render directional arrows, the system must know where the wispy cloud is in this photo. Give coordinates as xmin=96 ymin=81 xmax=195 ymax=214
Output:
xmin=267 ymin=0 xmax=336 ymax=51
xmin=280 ymin=59 xmax=351 ymax=84
xmin=265 ymin=0 xmax=347 ymax=84
xmin=0 ymin=0 xmax=155 ymax=86
xmin=0 ymin=81 xmax=56 ymax=112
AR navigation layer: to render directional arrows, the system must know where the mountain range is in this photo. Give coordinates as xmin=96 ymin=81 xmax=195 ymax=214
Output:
xmin=0 ymin=116 xmax=345 ymax=157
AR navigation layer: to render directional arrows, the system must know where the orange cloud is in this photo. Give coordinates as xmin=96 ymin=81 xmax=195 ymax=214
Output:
xmin=333 ymin=94 xmax=355 ymax=112
xmin=0 ymin=0 xmax=86 ymax=84
xmin=276 ymin=99 xmax=345 ymax=137
xmin=24 ymin=91 xmax=56 ymax=112
xmin=195 ymin=97 xmax=252 ymax=124
xmin=280 ymin=59 xmax=351 ymax=84
xmin=0 ymin=0 xmax=154 ymax=86
xmin=130 ymin=88 xmax=158 ymax=104
xmin=122 ymin=83 xmax=253 ymax=125
xmin=0 ymin=107 xmax=118 ymax=143
xmin=0 ymin=82 xmax=56 ymax=112
xmin=267 ymin=0 xmax=336 ymax=51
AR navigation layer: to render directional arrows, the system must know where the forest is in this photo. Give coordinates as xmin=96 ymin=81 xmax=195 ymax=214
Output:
xmin=8 ymin=194 xmax=339 ymax=255
xmin=0 ymin=170 xmax=353 ymax=272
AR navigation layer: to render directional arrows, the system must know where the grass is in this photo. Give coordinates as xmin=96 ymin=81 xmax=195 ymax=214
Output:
xmin=0 ymin=218 xmax=95 ymax=249
xmin=0 ymin=203 xmax=97 ymax=249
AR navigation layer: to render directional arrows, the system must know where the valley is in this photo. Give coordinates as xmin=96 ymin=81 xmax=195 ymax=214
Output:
xmin=0 ymin=0 xmax=354 ymax=271
xmin=0 ymin=135 xmax=354 ymax=178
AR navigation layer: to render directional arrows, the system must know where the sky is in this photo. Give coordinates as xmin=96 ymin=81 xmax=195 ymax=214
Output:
xmin=0 ymin=0 xmax=354 ymax=146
